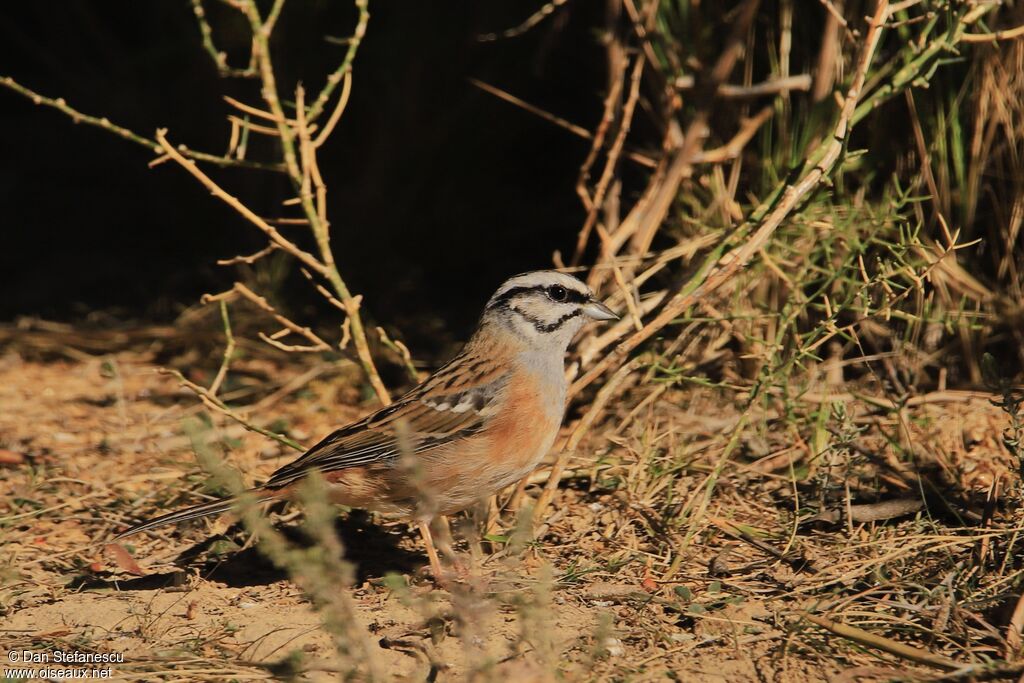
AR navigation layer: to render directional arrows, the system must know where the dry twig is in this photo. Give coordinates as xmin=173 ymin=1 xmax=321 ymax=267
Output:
xmin=0 ymin=77 xmax=282 ymax=171
xmin=570 ymin=0 xmax=891 ymax=399
xmin=801 ymin=611 xmax=959 ymax=671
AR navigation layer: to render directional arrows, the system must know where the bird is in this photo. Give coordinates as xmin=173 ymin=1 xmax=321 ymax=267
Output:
xmin=115 ymin=270 xmax=619 ymax=578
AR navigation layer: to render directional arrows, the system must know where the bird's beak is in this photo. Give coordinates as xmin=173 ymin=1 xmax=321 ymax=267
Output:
xmin=581 ymin=298 xmax=619 ymax=321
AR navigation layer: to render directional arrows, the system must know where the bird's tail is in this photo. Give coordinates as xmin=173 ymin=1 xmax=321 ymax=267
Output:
xmin=114 ymin=490 xmax=273 ymax=540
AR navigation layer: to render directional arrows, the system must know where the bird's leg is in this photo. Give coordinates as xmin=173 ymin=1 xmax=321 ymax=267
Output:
xmin=433 ymin=515 xmax=457 ymax=563
xmin=417 ymin=520 xmax=444 ymax=579
xmin=433 ymin=515 xmax=471 ymax=578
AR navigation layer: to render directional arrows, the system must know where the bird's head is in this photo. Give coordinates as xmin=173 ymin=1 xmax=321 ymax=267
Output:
xmin=481 ymin=270 xmax=618 ymax=351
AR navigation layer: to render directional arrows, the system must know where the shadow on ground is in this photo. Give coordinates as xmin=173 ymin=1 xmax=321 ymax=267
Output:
xmin=70 ymin=512 xmax=422 ymax=591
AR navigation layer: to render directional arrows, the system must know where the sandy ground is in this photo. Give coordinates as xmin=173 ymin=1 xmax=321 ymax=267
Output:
xmin=1 ymin=343 xmax=1018 ymax=681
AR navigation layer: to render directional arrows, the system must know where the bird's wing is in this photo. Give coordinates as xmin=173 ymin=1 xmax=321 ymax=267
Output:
xmin=263 ymin=357 xmax=510 ymax=489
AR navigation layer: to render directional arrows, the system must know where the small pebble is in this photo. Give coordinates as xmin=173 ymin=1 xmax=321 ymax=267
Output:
xmin=604 ymin=637 xmax=624 ymax=657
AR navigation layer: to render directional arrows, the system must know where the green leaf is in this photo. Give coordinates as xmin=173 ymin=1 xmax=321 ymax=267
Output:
xmin=674 ymin=585 xmax=693 ymax=602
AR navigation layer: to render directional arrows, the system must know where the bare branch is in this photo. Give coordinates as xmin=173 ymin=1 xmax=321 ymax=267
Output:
xmin=961 ymin=23 xmax=1024 ymax=43
xmin=572 ymin=53 xmax=647 ymax=265
xmin=695 ymin=106 xmax=774 ymax=163
xmin=208 ymin=300 xmax=236 ymax=396
xmin=154 ymin=128 xmax=327 ymax=276
xmin=570 ymin=0 xmax=890 ymax=398
xmin=673 ymin=74 xmax=813 ymax=98
xmin=477 ymin=0 xmax=569 ymax=42
xmin=190 ymin=0 xmax=258 ymax=77
xmin=223 ymin=95 xmax=291 ymax=123
xmin=313 ymin=70 xmax=353 ymax=148
xmin=239 ymin=0 xmax=391 ymax=405
xmin=205 ymin=282 xmax=332 ymax=352
xmin=161 ymin=368 xmax=305 ymax=451
xmin=216 ymin=243 xmax=280 ymax=266
xmin=0 ymin=76 xmax=284 ymax=171
xmin=469 ymin=78 xmax=657 ymax=169
xmin=306 ymin=0 xmax=369 ymax=122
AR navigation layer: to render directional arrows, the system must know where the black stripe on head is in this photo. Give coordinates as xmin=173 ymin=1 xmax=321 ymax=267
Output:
xmin=488 ymin=284 xmax=589 ymax=311
xmin=487 ymin=285 xmax=543 ymax=310
xmin=518 ymin=308 xmax=584 ymax=333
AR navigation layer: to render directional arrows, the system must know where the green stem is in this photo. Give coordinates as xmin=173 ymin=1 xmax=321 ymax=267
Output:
xmin=307 ymin=0 xmax=370 ymax=122
xmin=240 ymin=0 xmax=390 ymax=404
xmin=0 ymin=76 xmax=282 ymax=171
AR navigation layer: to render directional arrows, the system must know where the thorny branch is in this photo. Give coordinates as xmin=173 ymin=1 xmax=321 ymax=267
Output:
xmin=3 ymin=1 xmax=392 ymax=406
xmin=306 ymin=0 xmax=369 ymax=122
xmin=162 ymin=368 xmax=304 ymax=452
xmin=190 ymin=0 xmax=257 ymax=77
xmin=203 ymin=283 xmax=332 ymax=353
xmin=567 ymin=0 xmax=996 ymax=399
xmin=234 ymin=0 xmax=391 ymax=404
xmin=0 ymin=77 xmax=282 ymax=171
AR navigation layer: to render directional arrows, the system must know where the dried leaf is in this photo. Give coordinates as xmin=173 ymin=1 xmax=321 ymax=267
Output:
xmin=0 ymin=449 xmax=25 ymax=465
xmin=104 ymin=543 xmax=144 ymax=576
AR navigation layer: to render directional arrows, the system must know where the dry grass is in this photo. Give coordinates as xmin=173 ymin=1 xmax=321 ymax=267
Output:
xmin=0 ymin=321 xmax=1021 ymax=681
xmin=5 ymin=0 xmax=1024 ymax=681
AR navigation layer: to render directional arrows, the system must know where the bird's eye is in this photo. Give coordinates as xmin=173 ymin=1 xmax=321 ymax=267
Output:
xmin=547 ymin=285 xmax=568 ymax=302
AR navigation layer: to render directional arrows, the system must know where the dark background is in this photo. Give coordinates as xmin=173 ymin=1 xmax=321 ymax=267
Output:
xmin=1 ymin=1 xmax=611 ymax=344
